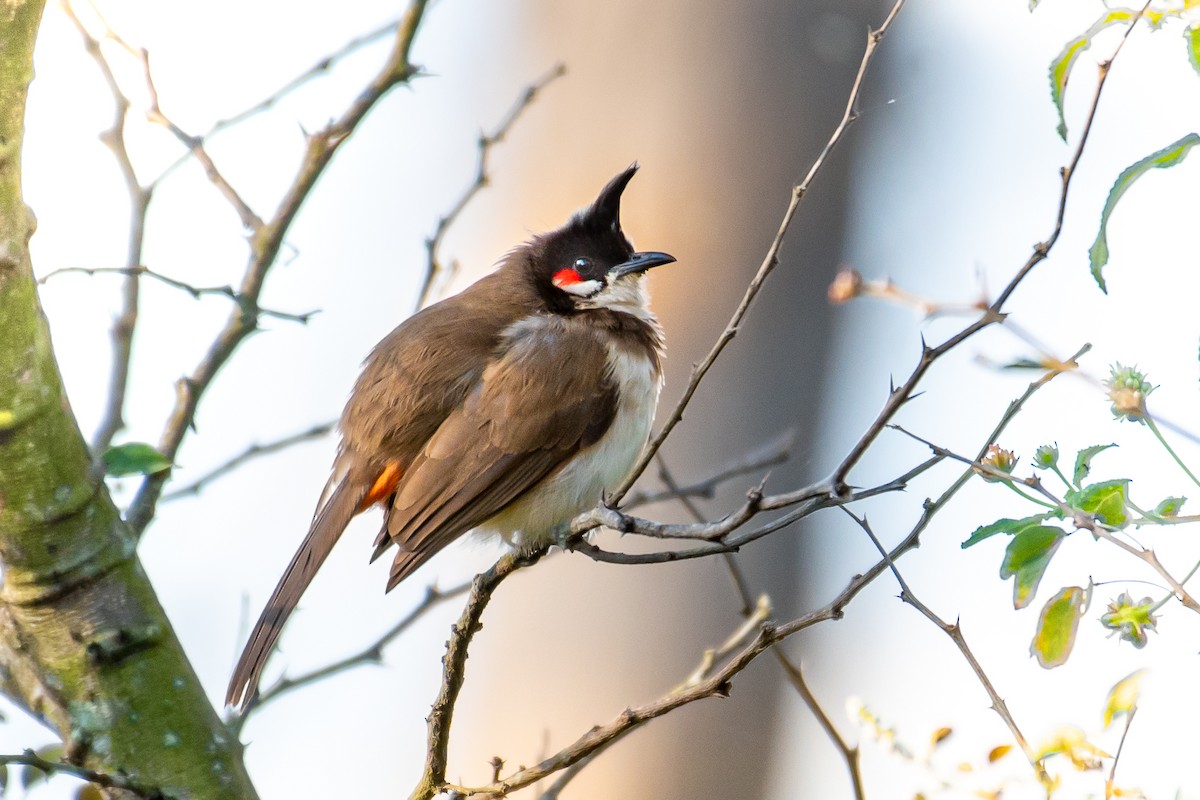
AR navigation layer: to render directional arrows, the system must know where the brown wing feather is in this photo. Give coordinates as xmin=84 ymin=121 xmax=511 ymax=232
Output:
xmin=377 ymin=316 xmax=618 ymax=588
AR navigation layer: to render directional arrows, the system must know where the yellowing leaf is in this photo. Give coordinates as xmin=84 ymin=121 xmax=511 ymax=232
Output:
xmin=1035 ymin=725 xmax=1110 ymax=770
xmin=1103 ymin=669 xmax=1146 ymax=728
xmin=988 ymin=744 xmax=1013 ymax=762
xmin=1000 ymin=526 xmax=1064 ymax=609
xmin=1031 ymin=586 xmax=1088 ymax=668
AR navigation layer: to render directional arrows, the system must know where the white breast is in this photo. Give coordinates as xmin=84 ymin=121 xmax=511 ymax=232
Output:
xmin=479 ymin=339 xmax=662 ymax=547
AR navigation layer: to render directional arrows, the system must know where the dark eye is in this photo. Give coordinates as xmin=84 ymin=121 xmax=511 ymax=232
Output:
xmin=573 ymin=257 xmax=592 ymax=271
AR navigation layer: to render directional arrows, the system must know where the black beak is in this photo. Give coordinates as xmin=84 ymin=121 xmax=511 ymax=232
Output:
xmin=610 ymin=251 xmax=676 ymax=280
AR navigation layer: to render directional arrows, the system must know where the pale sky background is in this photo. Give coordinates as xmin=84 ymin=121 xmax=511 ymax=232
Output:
xmin=7 ymin=1 xmax=1200 ymax=798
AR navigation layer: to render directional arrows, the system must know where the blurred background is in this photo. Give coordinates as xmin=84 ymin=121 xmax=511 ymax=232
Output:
xmin=12 ymin=0 xmax=1200 ymax=797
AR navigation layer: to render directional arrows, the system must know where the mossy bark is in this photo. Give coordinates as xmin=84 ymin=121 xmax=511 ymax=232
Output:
xmin=0 ymin=3 xmax=257 ymax=796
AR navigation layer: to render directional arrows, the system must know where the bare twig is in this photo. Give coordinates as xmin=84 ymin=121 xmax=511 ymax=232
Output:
xmin=162 ymin=421 xmax=335 ymax=501
xmin=61 ymin=0 xmax=153 ymax=454
xmin=0 ymin=748 xmax=168 ymax=799
xmin=38 ymin=265 xmax=317 ymax=323
xmin=447 ymin=619 xmax=781 ymax=798
xmin=209 ymin=22 xmax=403 ymax=138
xmin=656 ymin=455 xmax=865 ymax=799
xmin=774 ymin=654 xmax=865 ymax=800
xmin=570 ymin=456 xmax=938 ymax=565
xmin=842 ymin=507 xmax=1047 ymax=785
xmin=419 ymin=63 xmax=567 ymax=308
xmin=623 ymin=430 xmax=793 ymax=511
xmin=137 ymin=51 xmax=263 ymax=230
xmin=1106 ymin=706 xmax=1137 ymax=800
xmin=612 ymin=0 xmax=910 ymax=503
xmin=127 ymin=0 xmax=433 ymax=536
xmin=231 ymin=579 xmax=471 ymax=733
xmin=409 ymin=546 xmax=549 ymax=800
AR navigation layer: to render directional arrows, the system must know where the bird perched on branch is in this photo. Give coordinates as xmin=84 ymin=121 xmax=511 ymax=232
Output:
xmin=227 ymin=165 xmax=674 ymax=711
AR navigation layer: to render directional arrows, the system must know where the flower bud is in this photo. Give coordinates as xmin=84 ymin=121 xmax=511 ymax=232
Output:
xmin=976 ymin=444 xmax=1017 ymax=482
xmin=827 ymin=268 xmax=863 ymax=304
xmin=1104 ymin=364 xmax=1154 ymax=423
xmin=1033 ymin=444 xmax=1059 ymax=470
xmin=1100 ymin=592 xmax=1157 ymax=649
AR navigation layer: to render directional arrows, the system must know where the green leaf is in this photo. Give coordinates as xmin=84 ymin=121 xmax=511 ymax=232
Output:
xmin=963 ymin=513 xmax=1053 ymax=549
xmin=1070 ymin=479 xmax=1131 ymax=528
xmin=1090 ymin=132 xmax=1200 ymax=292
xmin=1073 ymin=444 xmax=1115 ymax=485
xmin=1187 ymin=25 xmax=1200 ymax=76
xmin=101 ymin=442 xmax=173 ymax=478
xmin=1031 ymin=585 xmax=1088 ymax=668
xmin=1153 ymin=496 xmax=1187 ymax=517
xmin=1000 ymin=525 xmax=1064 ymax=609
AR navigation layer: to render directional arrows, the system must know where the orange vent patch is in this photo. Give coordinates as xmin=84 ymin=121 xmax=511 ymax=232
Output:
xmin=358 ymin=462 xmax=402 ymax=512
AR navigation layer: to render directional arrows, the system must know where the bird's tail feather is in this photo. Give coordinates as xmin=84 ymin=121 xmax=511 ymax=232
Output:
xmin=225 ymin=475 xmax=363 ymax=712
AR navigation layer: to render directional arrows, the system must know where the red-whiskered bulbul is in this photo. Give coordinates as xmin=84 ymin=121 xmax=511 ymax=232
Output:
xmin=226 ymin=165 xmax=674 ymax=710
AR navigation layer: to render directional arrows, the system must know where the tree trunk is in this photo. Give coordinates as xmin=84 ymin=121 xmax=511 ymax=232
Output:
xmin=0 ymin=3 xmax=256 ymax=796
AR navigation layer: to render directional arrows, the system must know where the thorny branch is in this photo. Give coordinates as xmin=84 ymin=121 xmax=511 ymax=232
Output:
xmin=828 ymin=0 xmax=1152 ymax=489
xmin=656 ymin=455 xmax=865 ymax=799
xmin=843 ymin=507 xmax=1048 ymax=784
xmin=420 ymin=63 xmax=568 ymax=308
xmin=612 ymin=0 xmax=910 ymax=503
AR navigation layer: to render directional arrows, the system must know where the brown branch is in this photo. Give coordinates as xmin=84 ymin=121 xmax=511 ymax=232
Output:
xmin=830 ymin=2 xmax=1152 ymax=489
xmin=409 ymin=546 xmax=549 ymax=800
xmin=570 ymin=456 xmax=939 ymax=566
xmin=656 ymin=455 xmax=865 ymax=799
xmin=231 ymin=579 xmax=471 ymax=734
xmin=0 ymin=748 xmax=169 ymax=799
xmin=842 ymin=507 xmax=1047 ymax=786
xmin=419 ymin=63 xmax=568 ymax=308
xmin=612 ymin=0 xmax=910 ymax=503
xmin=1106 ymin=706 xmax=1137 ymax=799
xmin=126 ymin=0 xmax=433 ymax=536
xmin=37 ymin=265 xmax=317 ymax=323
xmin=61 ymin=0 xmax=153 ymax=454
xmin=514 ymin=364 xmax=1071 ymax=797
xmin=448 ymin=619 xmax=781 ymax=798
xmin=774 ymin=653 xmax=865 ymax=800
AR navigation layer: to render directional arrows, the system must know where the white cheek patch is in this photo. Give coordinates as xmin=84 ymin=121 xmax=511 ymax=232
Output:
xmin=559 ymin=278 xmax=603 ymax=297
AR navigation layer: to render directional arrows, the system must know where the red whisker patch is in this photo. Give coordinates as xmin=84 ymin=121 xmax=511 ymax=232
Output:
xmin=552 ymin=268 xmax=582 ymax=288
